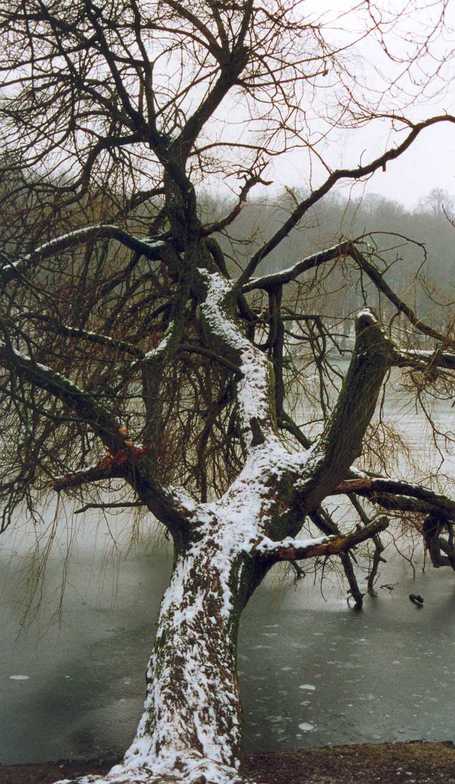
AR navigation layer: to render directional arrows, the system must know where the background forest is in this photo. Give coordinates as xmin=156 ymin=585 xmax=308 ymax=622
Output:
xmin=202 ymin=187 xmax=455 ymax=329
xmin=4 ymin=173 xmax=454 ymax=329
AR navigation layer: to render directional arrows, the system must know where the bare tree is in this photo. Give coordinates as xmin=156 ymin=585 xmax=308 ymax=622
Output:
xmin=1 ymin=2 xmax=455 ymax=782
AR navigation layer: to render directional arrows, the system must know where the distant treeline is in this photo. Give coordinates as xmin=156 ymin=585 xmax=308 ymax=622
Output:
xmin=1 ymin=167 xmax=454 ymax=330
xmin=202 ymin=187 xmax=455 ymax=330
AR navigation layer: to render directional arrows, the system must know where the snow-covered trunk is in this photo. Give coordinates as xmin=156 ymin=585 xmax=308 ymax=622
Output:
xmin=102 ymin=525 xmax=258 ymax=784
xmin=125 ymin=552 xmax=240 ymax=776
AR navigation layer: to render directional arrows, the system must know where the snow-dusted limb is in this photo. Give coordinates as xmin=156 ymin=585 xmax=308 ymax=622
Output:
xmin=0 ymin=225 xmax=165 ymax=288
xmin=251 ymin=516 xmax=390 ymax=561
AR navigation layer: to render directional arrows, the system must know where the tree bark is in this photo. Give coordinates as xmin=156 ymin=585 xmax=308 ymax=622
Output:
xmin=58 ymin=523 xmax=259 ymax=784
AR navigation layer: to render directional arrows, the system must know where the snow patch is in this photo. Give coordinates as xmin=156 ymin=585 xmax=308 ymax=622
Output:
xmin=199 ymin=270 xmax=271 ymax=436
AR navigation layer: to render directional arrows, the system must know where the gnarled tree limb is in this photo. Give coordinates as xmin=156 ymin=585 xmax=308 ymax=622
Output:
xmin=252 ymin=516 xmax=390 ymax=562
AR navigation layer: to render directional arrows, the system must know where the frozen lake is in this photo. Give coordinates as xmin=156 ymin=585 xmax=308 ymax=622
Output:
xmin=1 ymin=386 xmax=455 ymax=763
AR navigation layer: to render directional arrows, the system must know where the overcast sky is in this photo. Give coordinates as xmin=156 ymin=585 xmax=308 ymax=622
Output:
xmin=265 ymin=118 xmax=455 ymax=210
xmin=215 ymin=1 xmax=455 ymax=211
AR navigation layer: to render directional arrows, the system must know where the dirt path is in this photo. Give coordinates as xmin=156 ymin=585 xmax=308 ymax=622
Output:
xmin=1 ymin=742 xmax=455 ymax=784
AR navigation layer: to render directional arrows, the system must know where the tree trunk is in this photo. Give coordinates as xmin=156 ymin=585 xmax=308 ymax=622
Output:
xmin=60 ymin=525 xmax=259 ymax=784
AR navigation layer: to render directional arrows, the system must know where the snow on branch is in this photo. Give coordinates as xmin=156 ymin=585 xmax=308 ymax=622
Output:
xmin=0 ymin=342 xmax=125 ymax=453
xmin=0 ymin=342 xmax=194 ymax=530
xmin=240 ymin=241 xmax=352 ymax=293
xmin=53 ymin=461 xmax=129 ymax=492
xmin=142 ymin=321 xmax=174 ymax=362
xmin=251 ymin=516 xmax=390 ymax=562
xmin=35 ymin=319 xmax=145 ymax=359
xmin=393 ymin=348 xmax=455 ymax=372
xmin=295 ymin=310 xmax=395 ymax=512
xmin=199 ymin=270 xmax=274 ymax=446
xmin=0 ymin=225 xmax=165 ymax=288
xmin=239 ymin=238 xmax=455 ymax=353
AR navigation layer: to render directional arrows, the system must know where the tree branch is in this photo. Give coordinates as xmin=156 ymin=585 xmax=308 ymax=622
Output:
xmin=240 ymin=241 xmax=352 ymax=294
xmin=198 ymin=270 xmax=275 ymax=447
xmin=240 ymin=238 xmax=455 ymax=352
xmin=0 ymin=343 xmax=192 ymax=531
xmin=0 ymin=343 xmax=125 ymax=453
xmin=252 ymin=516 xmax=390 ymax=562
xmin=54 ymin=462 xmax=128 ymax=492
xmin=75 ymin=501 xmax=145 ymax=515
xmin=22 ymin=317 xmax=145 ymax=359
xmin=334 ymin=478 xmax=455 ymax=519
xmin=238 ymin=115 xmax=455 ymax=285
xmin=1 ymin=226 xmax=165 ymax=288
xmin=393 ymin=349 xmax=455 ymax=372
xmin=295 ymin=310 xmax=395 ymax=512
xmin=201 ymin=172 xmax=271 ymax=237
xmin=348 ymin=245 xmax=455 ymax=350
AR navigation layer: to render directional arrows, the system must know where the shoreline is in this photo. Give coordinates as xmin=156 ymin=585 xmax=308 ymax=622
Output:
xmin=1 ymin=741 xmax=455 ymax=783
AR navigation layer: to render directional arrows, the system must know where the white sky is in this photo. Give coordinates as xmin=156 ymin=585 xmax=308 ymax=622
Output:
xmin=213 ymin=1 xmax=455 ymax=210
xmin=267 ymin=119 xmax=455 ymax=210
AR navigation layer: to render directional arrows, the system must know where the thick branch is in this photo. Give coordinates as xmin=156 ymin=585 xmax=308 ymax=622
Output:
xmin=423 ymin=515 xmax=455 ymax=570
xmin=296 ymin=310 xmax=394 ymax=512
xmin=348 ymin=245 xmax=455 ymax=350
xmin=240 ymin=241 xmax=352 ymax=294
xmin=53 ymin=462 xmax=128 ymax=492
xmin=25 ymin=317 xmax=145 ymax=359
xmin=0 ymin=344 xmax=191 ymax=531
xmin=241 ymin=240 xmax=455 ymax=352
xmin=174 ymin=47 xmax=248 ymax=159
xmin=0 ymin=343 xmax=126 ymax=453
xmin=198 ymin=270 xmax=275 ymax=447
xmin=253 ymin=516 xmax=390 ymax=562
xmin=335 ymin=478 xmax=455 ymax=519
xmin=1 ymin=226 xmax=165 ymax=288
xmin=393 ymin=349 xmax=455 ymax=372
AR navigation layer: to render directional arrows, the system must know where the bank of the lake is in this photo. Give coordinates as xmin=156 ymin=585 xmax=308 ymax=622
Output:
xmin=2 ymin=742 xmax=455 ymax=784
